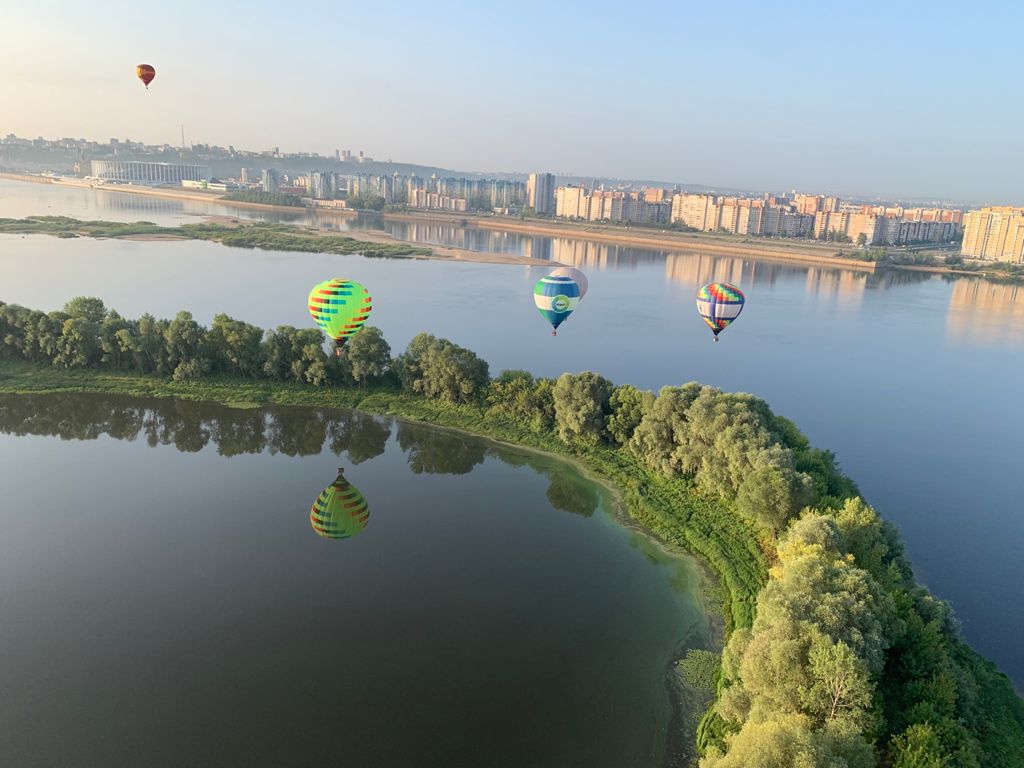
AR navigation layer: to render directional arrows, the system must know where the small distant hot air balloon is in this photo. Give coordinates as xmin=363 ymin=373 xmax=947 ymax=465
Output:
xmin=310 ymin=467 xmax=370 ymax=540
xmin=308 ymin=279 xmax=372 ymax=355
xmin=136 ymin=64 xmax=156 ymax=89
xmin=696 ymin=282 xmax=745 ymax=341
xmin=534 ymin=274 xmax=580 ymax=336
xmin=548 ymin=266 xmax=588 ymax=299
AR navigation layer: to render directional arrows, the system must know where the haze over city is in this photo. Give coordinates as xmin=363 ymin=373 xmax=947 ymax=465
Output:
xmin=3 ymin=0 xmax=1022 ymax=203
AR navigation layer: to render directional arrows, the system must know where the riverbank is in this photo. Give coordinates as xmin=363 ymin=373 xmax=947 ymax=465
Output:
xmin=0 ymin=215 xmax=558 ymax=266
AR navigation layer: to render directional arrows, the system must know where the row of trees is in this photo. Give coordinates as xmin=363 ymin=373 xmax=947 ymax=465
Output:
xmin=2 ymin=296 xmax=1021 ymax=765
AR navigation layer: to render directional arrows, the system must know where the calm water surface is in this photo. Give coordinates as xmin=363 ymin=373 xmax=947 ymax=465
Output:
xmin=2 ymin=179 xmax=1023 ymax=687
xmin=0 ymin=393 xmax=709 ymax=767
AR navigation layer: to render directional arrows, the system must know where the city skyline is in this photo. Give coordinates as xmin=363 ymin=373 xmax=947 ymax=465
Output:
xmin=3 ymin=1 xmax=1022 ymax=203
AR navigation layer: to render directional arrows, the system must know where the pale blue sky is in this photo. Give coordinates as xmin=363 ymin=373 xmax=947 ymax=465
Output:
xmin=2 ymin=0 xmax=1021 ymax=202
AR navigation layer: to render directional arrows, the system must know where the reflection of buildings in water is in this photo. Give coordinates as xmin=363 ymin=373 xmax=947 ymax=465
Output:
xmin=804 ymin=267 xmax=867 ymax=309
xmin=946 ymin=279 xmax=1024 ymax=346
xmin=550 ymin=238 xmax=668 ymax=270
xmin=664 ymin=252 xmax=795 ymax=289
xmin=309 ymin=467 xmax=371 ymax=540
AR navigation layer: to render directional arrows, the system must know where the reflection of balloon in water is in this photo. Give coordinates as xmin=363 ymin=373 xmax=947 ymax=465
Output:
xmin=548 ymin=267 xmax=588 ymax=298
xmin=136 ymin=64 xmax=156 ymax=89
xmin=308 ymin=279 xmax=372 ymax=355
xmin=534 ymin=275 xmax=580 ymax=336
xmin=696 ymin=282 xmax=745 ymax=341
xmin=310 ymin=467 xmax=370 ymax=539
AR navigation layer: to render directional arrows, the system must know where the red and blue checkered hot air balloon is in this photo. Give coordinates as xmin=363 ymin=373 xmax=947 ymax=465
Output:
xmin=696 ymin=282 xmax=745 ymax=341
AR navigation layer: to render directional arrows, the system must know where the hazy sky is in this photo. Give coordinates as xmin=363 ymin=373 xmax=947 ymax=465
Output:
xmin=2 ymin=0 xmax=1022 ymax=202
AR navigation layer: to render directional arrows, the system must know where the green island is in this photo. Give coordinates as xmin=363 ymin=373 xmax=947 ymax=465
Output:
xmin=1 ymin=296 xmax=1022 ymax=767
xmin=0 ymin=216 xmax=433 ymax=259
xmin=222 ymin=189 xmax=305 ymax=207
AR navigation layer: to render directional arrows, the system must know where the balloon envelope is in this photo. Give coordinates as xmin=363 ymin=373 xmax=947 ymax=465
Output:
xmin=548 ymin=267 xmax=588 ymax=298
xmin=534 ymin=275 xmax=580 ymax=332
xmin=310 ymin=468 xmax=370 ymax=539
xmin=696 ymin=282 xmax=745 ymax=337
xmin=136 ymin=64 xmax=156 ymax=88
xmin=308 ymin=279 xmax=372 ymax=347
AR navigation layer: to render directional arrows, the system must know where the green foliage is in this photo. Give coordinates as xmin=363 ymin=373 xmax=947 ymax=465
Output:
xmin=890 ymin=723 xmax=947 ymax=768
xmin=346 ymin=192 xmax=386 ymax=211
xmin=607 ymin=384 xmax=654 ymax=446
xmin=485 ymin=370 xmax=555 ymax=434
xmin=0 ymin=216 xmax=432 ymax=259
xmin=680 ymin=649 xmax=722 ymax=693
xmin=736 ymin=463 xmax=811 ymax=533
xmin=222 ymin=190 xmax=303 ymax=207
xmin=346 ymin=326 xmax=391 ymax=386
xmin=552 ymin=371 xmax=614 ymax=445
xmin=395 ymin=333 xmax=490 ymax=404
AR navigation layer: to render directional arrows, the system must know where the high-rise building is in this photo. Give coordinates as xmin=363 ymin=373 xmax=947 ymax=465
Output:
xmin=527 ymin=172 xmax=555 ymax=215
xmin=961 ymin=207 xmax=1024 ymax=262
xmin=308 ymin=170 xmax=336 ymax=200
xmin=240 ymin=168 xmax=249 ymax=184
xmin=261 ymin=168 xmax=279 ymax=193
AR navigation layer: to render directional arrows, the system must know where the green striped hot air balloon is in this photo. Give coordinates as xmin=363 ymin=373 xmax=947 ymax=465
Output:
xmin=310 ymin=467 xmax=370 ymax=540
xmin=308 ymin=279 xmax=372 ymax=355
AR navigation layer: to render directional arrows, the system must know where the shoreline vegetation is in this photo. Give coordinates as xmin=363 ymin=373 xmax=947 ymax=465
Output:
xmin=1 ymin=296 xmax=1022 ymax=767
xmin=4 ymin=173 xmax=1022 ymax=282
xmin=0 ymin=215 xmax=558 ymax=266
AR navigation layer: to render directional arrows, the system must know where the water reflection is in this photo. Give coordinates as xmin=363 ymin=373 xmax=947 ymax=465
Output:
xmin=310 ymin=467 xmax=371 ymax=540
xmin=396 ymin=421 xmax=487 ymax=475
xmin=947 ymin=279 xmax=1024 ymax=347
xmin=665 ymin=252 xmax=799 ymax=289
xmin=0 ymin=393 xmax=604 ymax=521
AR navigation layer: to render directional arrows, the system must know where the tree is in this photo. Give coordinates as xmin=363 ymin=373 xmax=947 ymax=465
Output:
xmin=486 ymin=370 xmax=555 ymax=433
xmin=346 ymin=326 xmax=390 ymax=386
xmin=856 ymin=233 xmax=868 ymax=247
xmin=736 ymin=463 xmax=811 ymax=533
xmin=164 ymin=311 xmax=208 ymax=379
xmin=63 ymin=296 xmax=107 ymax=325
xmin=205 ymin=314 xmax=265 ymax=377
xmin=607 ymin=384 xmax=654 ymax=445
xmin=889 ymin=723 xmax=948 ymax=768
xmin=804 ymin=638 xmax=873 ymax=728
xmin=396 ymin=333 xmax=489 ymax=403
xmin=552 ymin=372 xmax=614 ymax=444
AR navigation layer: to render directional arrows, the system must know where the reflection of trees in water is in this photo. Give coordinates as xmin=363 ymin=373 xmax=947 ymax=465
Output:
xmin=0 ymin=392 xmax=605 ymax=518
xmin=395 ymin=421 xmax=487 ymax=475
xmin=864 ymin=269 xmax=933 ymax=289
xmin=328 ymin=411 xmax=391 ymax=464
xmin=0 ymin=393 xmax=391 ymax=462
xmin=466 ymin=442 xmax=600 ymax=517
xmin=543 ymin=469 xmax=599 ymax=517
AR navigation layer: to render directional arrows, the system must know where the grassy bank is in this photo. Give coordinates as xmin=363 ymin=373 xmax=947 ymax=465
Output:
xmin=0 ymin=216 xmax=433 ymax=258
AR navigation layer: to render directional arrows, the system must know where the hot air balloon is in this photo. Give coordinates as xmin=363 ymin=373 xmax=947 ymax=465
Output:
xmin=310 ymin=467 xmax=370 ymax=540
xmin=696 ymin=282 xmax=745 ymax=341
xmin=548 ymin=266 xmax=588 ymax=298
xmin=534 ymin=274 xmax=580 ymax=336
xmin=136 ymin=64 xmax=156 ymax=89
xmin=308 ymin=279 xmax=372 ymax=355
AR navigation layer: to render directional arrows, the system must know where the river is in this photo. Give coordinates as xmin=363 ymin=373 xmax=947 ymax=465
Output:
xmin=1 ymin=178 xmax=1022 ymax=689
xmin=0 ymin=392 xmax=709 ymax=767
